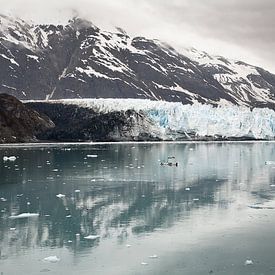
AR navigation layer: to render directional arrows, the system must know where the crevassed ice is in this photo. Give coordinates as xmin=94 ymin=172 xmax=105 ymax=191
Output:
xmin=32 ymin=99 xmax=275 ymax=139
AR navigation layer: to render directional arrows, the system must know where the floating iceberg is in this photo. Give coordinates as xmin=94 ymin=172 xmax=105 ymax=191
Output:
xmin=9 ymin=213 xmax=39 ymax=219
xmin=149 ymin=255 xmax=158 ymax=259
xmin=87 ymin=154 xmax=98 ymax=158
xmin=3 ymin=156 xmax=17 ymax=161
xmin=43 ymin=256 xmax=60 ymax=263
xmin=56 ymin=194 xmax=65 ymax=198
xmin=245 ymin=259 xmax=253 ymax=265
xmin=84 ymin=235 xmax=100 ymax=240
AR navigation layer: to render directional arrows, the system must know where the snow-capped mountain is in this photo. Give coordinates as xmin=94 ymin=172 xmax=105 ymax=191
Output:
xmin=1 ymin=15 xmax=275 ymax=108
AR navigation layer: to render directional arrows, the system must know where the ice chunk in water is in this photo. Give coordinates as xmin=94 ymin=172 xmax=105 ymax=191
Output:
xmin=141 ymin=262 xmax=148 ymax=265
xmin=149 ymin=255 xmax=158 ymax=259
xmin=87 ymin=154 xmax=98 ymax=158
xmin=265 ymin=161 xmax=275 ymax=165
xmin=84 ymin=235 xmax=100 ymax=240
xmin=43 ymin=256 xmax=60 ymax=263
xmin=245 ymin=259 xmax=253 ymax=265
xmin=9 ymin=213 xmax=39 ymax=219
xmin=3 ymin=156 xmax=17 ymax=161
xmin=56 ymin=194 xmax=65 ymax=198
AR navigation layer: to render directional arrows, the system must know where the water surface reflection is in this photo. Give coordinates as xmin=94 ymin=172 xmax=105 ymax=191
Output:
xmin=1 ymin=142 xmax=275 ymax=274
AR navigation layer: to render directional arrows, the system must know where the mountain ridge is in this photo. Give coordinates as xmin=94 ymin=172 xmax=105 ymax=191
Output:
xmin=1 ymin=15 xmax=275 ymax=108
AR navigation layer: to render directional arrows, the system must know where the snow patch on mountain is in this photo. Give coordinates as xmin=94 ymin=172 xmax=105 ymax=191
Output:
xmin=1 ymin=15 xmax=275 ymax=109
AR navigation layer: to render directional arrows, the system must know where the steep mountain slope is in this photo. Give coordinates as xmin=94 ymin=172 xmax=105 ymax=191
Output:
xmin=1 ymin=15 xmax=275 ymax=108
xmin=0 ymin=94 xmax=54 ymax=143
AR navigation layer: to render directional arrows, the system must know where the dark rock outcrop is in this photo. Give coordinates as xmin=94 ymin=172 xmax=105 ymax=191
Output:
xmin=26 ymin=102 xmax=160 ymax=142
xmin=0 ymin=94 xmax=54 ymax=143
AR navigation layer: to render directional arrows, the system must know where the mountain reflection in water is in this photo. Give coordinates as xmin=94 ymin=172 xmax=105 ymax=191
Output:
xmin=1 ymin=142 xmax=275 ymax=274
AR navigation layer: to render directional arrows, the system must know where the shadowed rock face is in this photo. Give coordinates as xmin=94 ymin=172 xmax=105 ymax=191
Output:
xmin=26 ymin=102 xmax=161 ymax=142
xmin=1 ymin=15 xmax=275 ymax=108
xmin=0 ymin=93 xmax=54 ymax=143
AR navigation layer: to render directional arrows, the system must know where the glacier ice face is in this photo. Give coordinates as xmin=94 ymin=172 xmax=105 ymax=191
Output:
xmin=30 ymin=99 xmax=275 ymax=140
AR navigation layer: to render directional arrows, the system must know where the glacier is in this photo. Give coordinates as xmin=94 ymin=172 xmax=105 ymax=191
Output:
xmin=31 ymin=98 xmax=275 ymax=140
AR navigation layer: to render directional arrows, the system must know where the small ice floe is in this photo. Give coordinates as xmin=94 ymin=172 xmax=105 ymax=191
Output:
xmin=67 ymin=240 xmax=73 ymax=243
xmin=10 ymin=227 xmax=16 ymax=231
xmin=40 ymin=268 xmax=51 ymax=273
xmin=87 ymin=154 xmax=98 ymax=158
xmin=141 ymin=262 xmax=148 ymax=265
xmin=27 ymin=202 xmax=31 ymax=205
xmin=74 ymin=190 xmax=80 ymax=193
xmin=265 ymin=161 xmax=275 ymax=165
xmin=3 ymin=156 xmax=17 ymax=161
xmin=149 ymin=255 xmax=158 ymax=259
xmin=185 ymin=187 xmax=191 ymax=191
xmin=43 ymin=256 xmax=60 ymax=263
xmin=126 ymin=244 xmax=132 ymax=248
xmin=244 ymin=259 xmax=253 ymax=265
xmin=193 ymin=198 xmax=199 ymax=201
xmin=9 ymin=213 xmax=39 ymax=219
xmin=270 ymin=184 xmax=275 ymax=187
xmin=0 ymin=197 xmax=7 ymax=202
xmin=52 ymin=169 xmax=59 ymax=172
xmin=84 ymin=235 xmax=100 ymax=240
xmin=66 ymin=215 xmax=72 ymax=218
xmin=56 ymin=194 xmax=65 ymax=198
xmin=248 ymin=203 xmax=275 ymax=210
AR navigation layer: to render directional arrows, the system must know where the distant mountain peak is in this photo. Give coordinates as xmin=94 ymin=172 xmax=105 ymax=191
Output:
xmin=68 ymin=16 xmax=99 ymax=31
xmin=0 ymin=15 xmax=275 ymax=109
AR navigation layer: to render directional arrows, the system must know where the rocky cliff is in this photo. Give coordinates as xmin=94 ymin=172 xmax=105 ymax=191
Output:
xmin=26 ymin=101 xmax=160 ymax=142
xmin=0 ymin=93 xmax=54 ymax=143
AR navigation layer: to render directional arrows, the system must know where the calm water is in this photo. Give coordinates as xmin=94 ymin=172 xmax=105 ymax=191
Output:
xmin=1 ymin=142 xmax=275 ymax=274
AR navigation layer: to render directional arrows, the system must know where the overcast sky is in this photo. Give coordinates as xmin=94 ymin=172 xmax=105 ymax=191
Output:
xmin=1 ymin=0 xmax=274 ymax=72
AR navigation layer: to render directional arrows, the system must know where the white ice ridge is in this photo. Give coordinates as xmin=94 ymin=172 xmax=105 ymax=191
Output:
xmin=31 ymin=99 xmax=275 ymax=140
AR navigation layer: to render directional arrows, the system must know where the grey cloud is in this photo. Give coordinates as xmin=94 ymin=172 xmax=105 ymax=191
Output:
xmin=0 ymin=0 xmax=274 ymax=72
